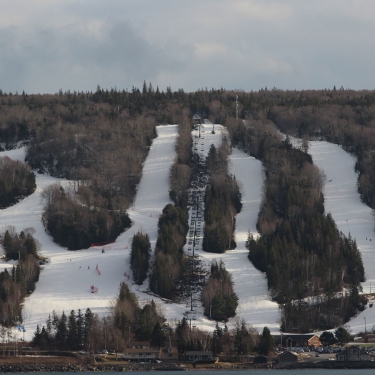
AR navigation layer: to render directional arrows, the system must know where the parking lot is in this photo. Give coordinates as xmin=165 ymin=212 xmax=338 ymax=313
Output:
xmin=302 ymin=352 xmax=337 ymax=362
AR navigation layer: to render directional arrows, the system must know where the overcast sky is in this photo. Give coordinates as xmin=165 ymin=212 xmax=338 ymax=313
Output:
xmin=1 ymin=0 xmax=375 ymax=94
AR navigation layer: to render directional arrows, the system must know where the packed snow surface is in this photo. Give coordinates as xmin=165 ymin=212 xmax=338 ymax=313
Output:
xmin=0 ymin=127 xmax=374 ymax=340
xmin=184 ymin=123 xmax=279 ymax=332
xmin=1 ymin=126 xmax=182 ymax=340
xmin=308 ymin=141 xmax=375 ymax=334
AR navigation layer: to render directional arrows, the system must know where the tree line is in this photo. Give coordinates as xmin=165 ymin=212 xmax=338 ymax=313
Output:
xmin=33 ymin=282 xmax=166 ymax=351
xmin=2 ymin=84 xmax=375 ymax=333
xmin=33 ymin=280 xmax=274 ymax=358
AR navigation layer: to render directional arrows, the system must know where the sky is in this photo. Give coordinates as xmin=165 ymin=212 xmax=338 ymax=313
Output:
xmin=1 ymin=0 xmax=375 ymax=94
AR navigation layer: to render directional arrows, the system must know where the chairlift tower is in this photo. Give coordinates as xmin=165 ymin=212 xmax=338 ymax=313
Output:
xmin=193 ymin=114 xmax=202 ymax=138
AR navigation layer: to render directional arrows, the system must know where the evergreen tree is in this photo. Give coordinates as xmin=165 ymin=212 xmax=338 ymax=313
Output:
xmin=335 ymin=326 xmax=352 ymax=346
xmin=130 ymin=232 xmax=151 ymax=285
xmin=24 ymin=235 xmax=37 ymax=257
xmin=320 ymin=331 xmax=337 ymax=346
xmin=39 ymin=326 xmax=49 ymax=349
xmin=84 ymin=308 xmax=94 ymax=351
xmin=46 ymin=314 xmax=52 ymax=334
xmin=135 ymin=301 xmax=160 ymax=341
xmin=67 ymin=310 xmax=78 ymax=349
xmin=32 ymin=325 xmax=41 ymax=347
xmin=202 ymin=260 xmax=238 ymax=321
xmin=258 ymin=326 xmax=274 ymax=355
xmin=150 ymin=322 xmax=165 ymax=348
xmin=149 ymin=204 xmax=188 ymax=299
xmin=3 ymin=231 xmax=12 ymax=254
xmin=55 ymin=311 xmax=68 ymax=349
xmin=76 ymin=309 xmax=84 ymax=349
xmin=176 ymin=318 xmax=189 ymax=354
xmin=233 ymin=320 xmax=253 ymax=355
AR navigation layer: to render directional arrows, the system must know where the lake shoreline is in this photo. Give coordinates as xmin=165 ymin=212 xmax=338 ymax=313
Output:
xmin=2 ymin=360 xmax=375 ymax=373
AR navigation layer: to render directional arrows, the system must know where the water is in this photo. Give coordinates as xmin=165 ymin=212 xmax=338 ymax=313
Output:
xmin=8 ymin=371 xmax=375 ymax=375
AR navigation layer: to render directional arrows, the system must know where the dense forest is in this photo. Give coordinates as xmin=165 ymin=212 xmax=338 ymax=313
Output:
xmin=0 ymin=227 xmax=40 ymax=325
xmin=203 ymin=143 xmax=242 ymax=254
xmin=149 ymin=203 xmax=189 ymax=299
xmin=3 ymin=86 xmax=375 ymax=212
xmin=245 ymin=136 xmax=364 ymax=302
xmin=0 ymin=156 xmax=35 ymax=208
xmin=130 ymin=232 xmax=151 ymax=285
xmin=41 ymin=183 xmax=131 ymax=250
xmin=201 ymin=260 xmax=238 ymax=321
xmin=1 ymin=85 xmax=375 ymax=331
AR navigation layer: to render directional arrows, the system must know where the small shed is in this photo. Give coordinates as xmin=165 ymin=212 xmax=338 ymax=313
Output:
xmin=275 ymin=351 xmax=298 ymax=363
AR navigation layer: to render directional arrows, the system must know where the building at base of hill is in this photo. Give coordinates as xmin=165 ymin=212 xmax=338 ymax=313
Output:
xmin=275 ymin=351 xmax=298 ymax=363
xmin=336 ymin=346 xmax=370 ymax=361
xmin=273 ymin=334 xmax=321 ymax=348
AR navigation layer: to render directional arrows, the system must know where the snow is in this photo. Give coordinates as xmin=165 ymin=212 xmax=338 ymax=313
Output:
xmin=0 ymin=126 xmax=181 ymax=340
xmin=308 ymin=141 xmax=375 ymax=334
xmin=1 ymin=125 xmax=374 ymax=340
xmin=227 ymin=148 xmax=279 ymax=331
xmin=178 ymin=124 xmax=279 ymax=333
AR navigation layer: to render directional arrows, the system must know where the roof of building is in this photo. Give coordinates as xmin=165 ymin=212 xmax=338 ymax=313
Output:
xmin=124 ymin=348 xmax=160 ymax=354
xmin=277 ymin=351 xmax=298 ymax=359
xmin=273 ymin=334 xmax=321 ymax=345
xmin=185 ymin=350 xmax=213 ymax=356
xmin=282 ymin=334 xmax=320 ymax=340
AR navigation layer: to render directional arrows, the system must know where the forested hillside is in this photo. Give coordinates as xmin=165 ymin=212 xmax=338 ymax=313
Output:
xmin=2 ymin=87 xmax=375 ymax=211
xmin=1 ymin=85 xmax=375 ymax=331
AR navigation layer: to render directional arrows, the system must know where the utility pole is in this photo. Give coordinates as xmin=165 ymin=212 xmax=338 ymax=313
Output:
xmin=236 ymin=95 xmax=238 ymax=125
xmin=12 ymin=317 xmax=21 ymax=357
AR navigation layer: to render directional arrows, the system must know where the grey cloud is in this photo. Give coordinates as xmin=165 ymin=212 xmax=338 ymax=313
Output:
xmin=0 ymin=19 xmax=188 ymax=93
xmin=1 ymin=0 xmax=375 ymax=93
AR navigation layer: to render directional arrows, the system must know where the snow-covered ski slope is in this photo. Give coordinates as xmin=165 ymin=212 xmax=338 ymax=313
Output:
xmin=180 ymin=123 xmax=279 ymax=333
xmin=308 ymin=141 xmax=375 ymax=333
xmin=1 ymin=126 xmax=183 ymax=340
xmin=1 ymin=124 xmax=374 ymax=339
xmin=227 ymin=148 xmax=279 ymax=330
